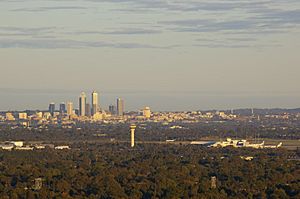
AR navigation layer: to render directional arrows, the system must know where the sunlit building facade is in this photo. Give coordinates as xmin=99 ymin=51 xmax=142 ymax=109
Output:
xmin=92 ymin=91 xmax=99 ymax=116
xmin=117 ymin=98 xmax=124 ymax=116
xmin=67 ymin=102 xmax=73 ymax=116
xmin=143 ymin=107 xmax=151 ymax=119
xmin=18 ymin=112 xmax=28 ymax=120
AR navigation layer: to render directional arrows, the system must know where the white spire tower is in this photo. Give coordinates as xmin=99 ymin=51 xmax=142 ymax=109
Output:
xmin=130 ymin=124 xmax=136 ymax=148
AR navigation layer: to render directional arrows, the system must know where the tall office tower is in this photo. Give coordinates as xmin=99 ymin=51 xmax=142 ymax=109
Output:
xmin=49 ymin=103 xmax=55 ymax=116
xmin=79 ymin=92 xmax=86 ymax=116
xmin=117 ymin=98 xmax=124 ymax=116
xmin=85 ymin=103 xmax=91 ymax=117
xmin=91 ymin=91 xmax=99 ymax=116
xmin=59 ymin=103 xmax=66 ymax=114
xmin=109 ymin=104 xmax=116 ymax=115
xmin=67 ymin=102 xmax=73 ymax=115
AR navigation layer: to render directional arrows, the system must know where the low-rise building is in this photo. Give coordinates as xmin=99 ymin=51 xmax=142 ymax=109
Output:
xmin=15 ymin=146 xmax=34 ymax=150
xmin=55 ymin=146 xmax=70 ymax=150
xmin=0 ymin=144 xmax=14 ymax=150
xmin=6 ymin=113 xmax=15 ymax=121
xmin=19 ymin=112 xmax=28 ymax=120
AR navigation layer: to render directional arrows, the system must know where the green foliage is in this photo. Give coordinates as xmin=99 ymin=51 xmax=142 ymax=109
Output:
xmin=0 ymin=144 xmax=299 ymax=198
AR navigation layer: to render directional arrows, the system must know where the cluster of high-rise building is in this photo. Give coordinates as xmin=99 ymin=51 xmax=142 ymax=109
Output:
xmin=0 ymin=92 xmax=157 ymax=126
xmin=0 ymin=91 xmax=155 ymax=128
xmin=47 ymin=91 xmax=125 ymax=120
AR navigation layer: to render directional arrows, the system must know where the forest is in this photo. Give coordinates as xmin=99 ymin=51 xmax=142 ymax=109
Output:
xmin=0 ymin=143 xmax=299 ymax=199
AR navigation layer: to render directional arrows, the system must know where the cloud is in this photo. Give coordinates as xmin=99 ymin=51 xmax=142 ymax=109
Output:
xmin=96 ymin=0 xmax=300 ymax=36
xmin=68 ymin=28 xmax=162 ymax=35
xmin=0 ymin=26 xmax=56 ymax=37
xmin=12 ymin=6 xmax=87 ymax=12
xmin=2 ymin=0 xmax=300 ymax=49
xmin=159 ymin=8 xmax=300 ymax=35
xmin=0 ymin=26 xmax=164 ymax=48
xmin=256 ymin=9 xmax=300 ymax=25
xmin=99 ymin=28 xmax=162 ymax=35
xmin=93 ymin=0 xmax=272 ymax=12
xmin=193 ymin=43 xmax=282 ymax=49
xmin=0 ymin=26 xmax=162 ymax=39
xmin=0 ymin=39 xmax=172 ymax=49
xmin=194 ymin=37 xmax=250 ymax=49
xmin=162 ymin=19 xmax=257 ymax=33
xmin=194 ymin=43 xmax=252 ymax=48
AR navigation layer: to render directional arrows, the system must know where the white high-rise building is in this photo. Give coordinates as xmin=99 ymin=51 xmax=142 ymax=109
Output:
xmin=67 ymin=102 xmax=73 ymax=116
xmin=92 ymin=91 xmax=99 ymax=116
xmin=117 ymin=98 xmax=124 ymax=116
xmin=79 ymin=92 xmax=86 ymax=116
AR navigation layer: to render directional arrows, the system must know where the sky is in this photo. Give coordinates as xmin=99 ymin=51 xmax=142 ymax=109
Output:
xmin=0 ymin=0 xmax=300 ymax=111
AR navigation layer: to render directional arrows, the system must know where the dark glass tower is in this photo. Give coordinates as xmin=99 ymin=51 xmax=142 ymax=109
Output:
xmin=59 ymin=103 xmax=66 ymax=114
xmin=49 ymin=103 xmax=55 ymax=116
xmin=79 ymin=92 xmax=86 ymax=116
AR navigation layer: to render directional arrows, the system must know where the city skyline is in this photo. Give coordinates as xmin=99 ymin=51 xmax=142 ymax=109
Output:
xmin=1 ymin=88 xmax=300 ymax=112
xmin=1 ymin=1 xmax=299 ymax=198
xmin=0 ymin=0 xmax=300 ymax=111
xmin=46 ymin=91 xmax=126 ymax=116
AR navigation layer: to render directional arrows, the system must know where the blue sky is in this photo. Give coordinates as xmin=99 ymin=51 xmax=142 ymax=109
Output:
xmin=0 ymin=0 xmax=300 ymax=111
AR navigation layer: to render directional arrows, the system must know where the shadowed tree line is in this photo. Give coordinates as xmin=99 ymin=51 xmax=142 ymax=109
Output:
xmin=0 ymin=121 xmax=299 ymax=143
xmin=0 ymin=144 xmax=299 ymax=199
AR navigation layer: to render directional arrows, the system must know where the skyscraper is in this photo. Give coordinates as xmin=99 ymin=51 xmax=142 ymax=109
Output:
xmin=59 ymin=103 xmax=66 ymax=114
xmin=117 ymin=98 xmax=124 ymax=116
xmin=49 ymin=103 xmax=55 ymax=116
xmin=85 ymin=103 xmax=91 ymax=117
xmin=91 ymin=91 xmax=99 ymax=116
xmin=67 ymin=102 xmax=73 ymax=116
xmin=79 ymin=92 xmax=86 ymax=116
xmin=109 ymin=104 xmax=116 ymax=115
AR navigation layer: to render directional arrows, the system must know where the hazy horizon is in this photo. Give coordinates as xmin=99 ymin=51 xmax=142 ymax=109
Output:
xmin=1 ymin=0 xmax=300 ymax=110
xmin=1 ymin=87 xmax=300 ymax=112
